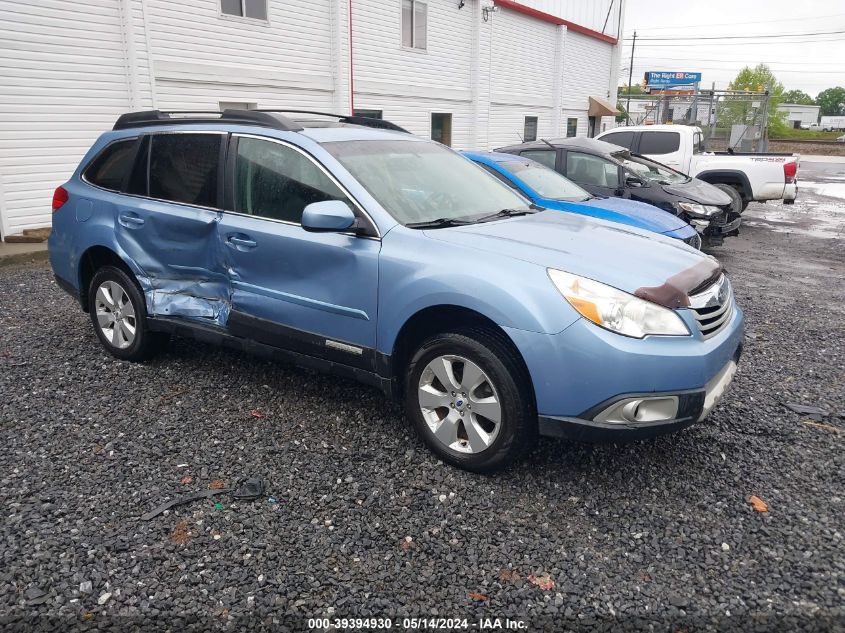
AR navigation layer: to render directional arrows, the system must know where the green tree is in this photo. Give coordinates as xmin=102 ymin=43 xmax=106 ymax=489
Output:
xmin=816 ymin=87 xmax=845 ymax=116
xmin=721 ymin=64 xmax=788 ymax=135
xmin=782 ymin=89 xmax=815 ymax=105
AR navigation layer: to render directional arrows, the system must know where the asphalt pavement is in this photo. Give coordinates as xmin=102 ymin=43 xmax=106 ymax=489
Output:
xmin=0 ymin=183 xmax=843 ymax=632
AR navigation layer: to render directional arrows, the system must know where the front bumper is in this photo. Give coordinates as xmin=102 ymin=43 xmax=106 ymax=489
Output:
xmin=538 ymin=352 xmax=740 ymax=442
xmin=503 ymin=304 xmax=744 ymax=442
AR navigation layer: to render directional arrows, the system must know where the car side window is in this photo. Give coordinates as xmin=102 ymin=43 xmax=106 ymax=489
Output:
xmin=638 ymin=131 xmax=680 ymax=155
xmin=84 ymin=139 xmax=138 ymax=191
xmin=234 ymin=137 xmax=350 ymax=224
xmin=149 ymin=134 xmax=222 ymax=207
xmin=600 ymin=131 xmax=634 ymax=149
xmin=566 ymin=152 xmax=620 ymax=188
xmin=519 ymin=150 xmax=556 ymax=170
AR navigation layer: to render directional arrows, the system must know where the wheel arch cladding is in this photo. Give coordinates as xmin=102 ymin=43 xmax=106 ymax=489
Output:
xmin=697 ymin=170 xmax=751 ymax=198
xmin=77 ymin=245 xmax=139 ymax=312
xmin=389 ymin=304 xmax=536 ymax=407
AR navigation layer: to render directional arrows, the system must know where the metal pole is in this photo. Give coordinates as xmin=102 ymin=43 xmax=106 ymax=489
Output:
xmin=709 ymin=82 xmax=717 ymax=144
xmin=760 ymin=90 xmax=769 ymax=153
xmin=626 ymin=31 xmax=636 ymax=126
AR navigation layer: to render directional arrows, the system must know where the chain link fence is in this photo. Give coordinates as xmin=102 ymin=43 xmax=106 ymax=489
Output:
xmin=622 ymin=89 xmax=771 ymax=152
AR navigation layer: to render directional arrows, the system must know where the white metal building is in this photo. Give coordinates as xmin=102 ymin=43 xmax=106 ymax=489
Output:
xmin=0 ymin=0 xmax=623 ymax=237
xmin=776 ymin=103 xmax=821 ymax=129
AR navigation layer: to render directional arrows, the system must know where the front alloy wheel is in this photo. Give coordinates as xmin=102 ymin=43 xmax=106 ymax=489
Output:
xmin=418 ymin=355 xmax=502 ymax=454
xmin=405 ymin=328 xmax=536 ymax=472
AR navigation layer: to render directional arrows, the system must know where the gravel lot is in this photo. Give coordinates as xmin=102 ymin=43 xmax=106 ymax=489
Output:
xmin=1 ymin=187 xmax=843 ymax=631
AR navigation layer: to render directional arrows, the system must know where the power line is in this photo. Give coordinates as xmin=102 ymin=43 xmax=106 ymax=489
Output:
xmin=630 ymin=57 xmax=845 ymax=68
xmin=624 ymin=29 xmax=845 ymax=41
xmin=625 ymin=12 xmax=845 ymax=33
xmin=624 ymin=37 xmax=845 ymax=47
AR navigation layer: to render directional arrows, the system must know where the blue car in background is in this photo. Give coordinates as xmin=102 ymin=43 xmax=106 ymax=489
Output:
xmin=463 ymin=151 xmax=701 ymax=249
xmin=49 ymin=109 xmax=742 ymax=473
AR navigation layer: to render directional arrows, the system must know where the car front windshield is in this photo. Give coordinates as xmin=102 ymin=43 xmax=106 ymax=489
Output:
xmin=616 ymin=152 xmax=690 ymax=185
xmin=496 ymin=159 xmax=591 ymax=201
xmin=323 ymin=139 xmax=531 ymax=226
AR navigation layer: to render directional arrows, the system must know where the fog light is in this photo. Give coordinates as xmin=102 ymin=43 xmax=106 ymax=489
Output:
xmin=594 ymin=396 xmax=679 ymax=425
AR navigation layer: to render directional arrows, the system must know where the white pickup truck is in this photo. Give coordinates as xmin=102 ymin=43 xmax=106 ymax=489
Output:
xmin=596 ymin=125 xmax=799 ymax=211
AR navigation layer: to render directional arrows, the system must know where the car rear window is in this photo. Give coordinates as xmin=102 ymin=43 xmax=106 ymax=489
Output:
xmin=638 ymin=131 xmax=680 ymax=155
xmin=148 ymin=133 xmax=222 ymax=207
xmin=84 ymin=139 xmax=137 ymax=191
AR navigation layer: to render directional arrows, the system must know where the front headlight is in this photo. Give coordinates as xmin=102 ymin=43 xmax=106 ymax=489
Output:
xmin=678 ymin=202 xmax=721 ymax=218
xmin=548 ymin=269 xmax=690 ymax=338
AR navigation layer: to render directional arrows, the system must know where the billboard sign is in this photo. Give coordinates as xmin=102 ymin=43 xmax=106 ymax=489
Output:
xmin=645 ymin=71 xmax=702 ymax=88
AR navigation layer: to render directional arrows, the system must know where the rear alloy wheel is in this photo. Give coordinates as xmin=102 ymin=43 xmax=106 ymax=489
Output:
xmin=88 ymin=265 xmax=167 ymax=361
xmin=405 ymin=329 xmax=536 ymax=472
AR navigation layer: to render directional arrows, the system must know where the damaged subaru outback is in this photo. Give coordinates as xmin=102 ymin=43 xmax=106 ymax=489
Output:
xmin=49 ymin=110 xmax=743 ymax=472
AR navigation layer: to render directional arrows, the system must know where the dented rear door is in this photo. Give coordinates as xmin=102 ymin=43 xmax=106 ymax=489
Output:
xmin=114 ymin=131 xmax=230 ymax=323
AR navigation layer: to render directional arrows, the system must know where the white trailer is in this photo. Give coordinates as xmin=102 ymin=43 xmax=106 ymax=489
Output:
xmin=820 ymin=116 xmax=845 ymax=131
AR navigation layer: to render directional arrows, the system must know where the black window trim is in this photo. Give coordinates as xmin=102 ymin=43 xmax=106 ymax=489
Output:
xmin=226 ymin=133 xmax=381 ymax=239
xmin=81 ymin=136 xmax=141 ymax=193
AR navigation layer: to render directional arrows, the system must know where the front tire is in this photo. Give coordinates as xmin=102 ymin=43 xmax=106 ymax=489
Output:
xmin=713 ymin=183 xmax=744 ymax=214
xmin=404 ymin=328 xmax=536 ymax=473
xmin=88 ymin=265 xmax=166 ymax=361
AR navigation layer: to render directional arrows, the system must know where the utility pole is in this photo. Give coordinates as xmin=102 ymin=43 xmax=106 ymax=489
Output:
xmin=626 ymin=31 xmax=636 ymax=126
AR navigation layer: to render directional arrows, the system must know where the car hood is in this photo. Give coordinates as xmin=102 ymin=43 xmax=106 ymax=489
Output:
xmin=559 ymin=196 xmax=688 ymax=233
xmin=662 ymin=177 xmax=732 ymax=206
xmin=425 ymin=211 xmax=716 ymax=298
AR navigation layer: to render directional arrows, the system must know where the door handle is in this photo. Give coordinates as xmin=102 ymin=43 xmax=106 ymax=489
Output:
xmin=226 ymin=234 xmax=257 ymax=250
xmin=118 ymin=212 xmax=145 ymax=228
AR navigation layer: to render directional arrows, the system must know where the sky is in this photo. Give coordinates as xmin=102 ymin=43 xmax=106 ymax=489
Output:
xmin=620 ymin=0 xmax=845 ymax=98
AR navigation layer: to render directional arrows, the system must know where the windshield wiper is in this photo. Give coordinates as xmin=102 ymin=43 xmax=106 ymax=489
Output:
xmin=473 ymin=208 xmax=536 ymax=223
xmin=405 ymin=217 xmax=475 ymax=229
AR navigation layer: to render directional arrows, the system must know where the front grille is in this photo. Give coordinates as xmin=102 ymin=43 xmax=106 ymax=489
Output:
xmin=684 ymin=233 xmax=702 ymax=250
xmin=689 ymin=275 xmax=734 ymax=339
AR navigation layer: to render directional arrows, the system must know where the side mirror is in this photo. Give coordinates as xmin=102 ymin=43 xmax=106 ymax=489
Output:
xmin=625 ymin=175 xmax=646 ymax=188
xmin=301 ymin=200 xmax=357 ymax=233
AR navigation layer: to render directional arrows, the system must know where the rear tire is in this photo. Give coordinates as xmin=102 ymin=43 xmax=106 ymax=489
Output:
xmin=404 ymin=327 xmax=536 ymax=473
xmin=88 ymin=265 xmax=167 ymax=361
xmin=713 ymin=183 xmax=743 ymax=215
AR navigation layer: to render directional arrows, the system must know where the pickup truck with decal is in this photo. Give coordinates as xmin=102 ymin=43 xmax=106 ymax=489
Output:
xmin=596 ymin=125 xmax=799 ymax=212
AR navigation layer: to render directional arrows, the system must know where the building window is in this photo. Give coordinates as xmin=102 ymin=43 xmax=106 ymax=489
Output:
xmin=221 ymin=0 xmax=267 ymax=21
xmin=353 ymin=110 xmax=383 ymax=119
xmin=431 ymin=113 xmax=452 ymax=146
xmin=524 ymin=116 xmax=538 ymax=142
xmin=402 ymin=0 xmax=427 ymax=50
xmin=566 ymin=118 xmax=578 ymax=137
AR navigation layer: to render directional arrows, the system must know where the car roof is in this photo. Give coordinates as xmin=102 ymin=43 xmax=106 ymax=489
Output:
xmin=497 ymin=137 xmax=626 ymax=156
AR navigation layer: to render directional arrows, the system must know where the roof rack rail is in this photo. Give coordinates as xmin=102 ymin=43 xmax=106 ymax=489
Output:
xmin=251 ymin=109 xmax=410 ymax=133
xmin=113 ymin=110 xmax=304 ymax=131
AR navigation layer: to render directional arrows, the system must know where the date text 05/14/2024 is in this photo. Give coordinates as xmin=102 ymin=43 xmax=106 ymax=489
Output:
xmin=307 ymin=617 xmax=528 ymax=630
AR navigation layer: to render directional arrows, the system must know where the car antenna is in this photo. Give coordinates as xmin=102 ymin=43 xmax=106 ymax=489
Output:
xmin=540 ymin=138 xmax=556 ymax=149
